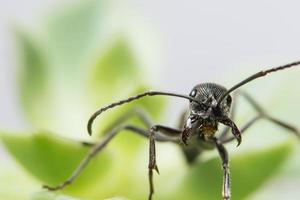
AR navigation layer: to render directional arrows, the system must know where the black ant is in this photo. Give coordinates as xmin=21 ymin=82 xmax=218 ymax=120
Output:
xmin=44 ymin=61 xmax=300 ymax=200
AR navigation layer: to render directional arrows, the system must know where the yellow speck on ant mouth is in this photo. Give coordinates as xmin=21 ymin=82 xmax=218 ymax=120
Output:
xmin=200 ymin=125 xmax=218 ymax=136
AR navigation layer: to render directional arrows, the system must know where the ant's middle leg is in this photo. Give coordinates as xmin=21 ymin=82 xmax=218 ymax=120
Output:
xmin=79 ymin=107 xmax=170 ymax=147
xmin=241 ymin=92 xmax=300 ymax=138
xmin=43 ymin=123 xmax=180 ymax=191
xmin=43 ymin=107 xmax=179 ymax=191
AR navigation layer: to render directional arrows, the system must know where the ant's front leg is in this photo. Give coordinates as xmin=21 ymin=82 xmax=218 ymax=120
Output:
xmin=214 ymin=137 xmax=230 ymax=200
xmin=147 ymin=125 xmax=181 ymax=200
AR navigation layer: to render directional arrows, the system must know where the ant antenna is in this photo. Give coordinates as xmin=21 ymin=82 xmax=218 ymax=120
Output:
xmin=87 ymin=91 xmax=199 ymax=136
xmin=218 ymin=61 xmax=300 ymax=105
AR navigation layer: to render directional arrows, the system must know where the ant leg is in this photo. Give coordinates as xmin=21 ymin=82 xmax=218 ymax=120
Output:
xmin=221 ymin=92 xmax=300 ymax=143
xmin=126 ymin=125 xmax=181 ymax=142
xmin=147 ymin=125 xmax=181 ymax=200
xmin=82 ymin=107 xmax=174 ymax=145
xmin=106 ymin=107 xmax=183 ymax=140
xmin=75 ymin=108 xmax=155 ymax=147
xmin=103 ymin=107 xmax=153 ymax=132
xmin=241 ymin=92 xmax=300 ymax=139
xmin=43 ymin=123 xmax=180 ymax=191
xmin=43 ymin=125 xmax=134 ymax=191
xmin=68 ymin=107 xmax=161 ymax=148
xmin=265 ymin=116 xmax=300 ymax=138
xmin=104 ymin=106 xmax=181 ymax=141
xmin=214 ymin=138 xmax=230 ymax=200
xmin=148 ymin=127 xmax=157 ymax=200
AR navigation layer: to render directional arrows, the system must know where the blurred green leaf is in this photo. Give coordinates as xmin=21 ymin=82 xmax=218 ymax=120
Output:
xmin=31 ymin=196 xmax=135 ymax=200
xmin=15 ymin=0 xmax=165 ymax=138
xmin=31 ymin=0 xmax=105 ymax=137
xmin=88 ymin=38 xmax=141 ymax=105
xmin=169 ymin=142 xmax=292 ymax=200
xmin=32 ymin=192 xmax=81 ymax=200
xmin=16 ymin=28 xmax=92 ymax=137
xmin=45 ymin=0 xmax=104 ymax=79
xmin=16 ymin=31 xmax=53 ymax=129
xmin=0 ymin=132 xmax=112 ymax=195
xmin=104 ymin=198 xmax=131 ymax=200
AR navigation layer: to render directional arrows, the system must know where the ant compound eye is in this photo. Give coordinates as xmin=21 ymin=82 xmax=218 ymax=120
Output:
xmin=189 ymin=89 xmax=197 ymax=102
xmin=189 ymin=89 xmax=197 ymax=97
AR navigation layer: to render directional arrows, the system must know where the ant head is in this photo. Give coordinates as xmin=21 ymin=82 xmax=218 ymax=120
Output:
xmin=188 ymin=83 xmax=232 ymax=119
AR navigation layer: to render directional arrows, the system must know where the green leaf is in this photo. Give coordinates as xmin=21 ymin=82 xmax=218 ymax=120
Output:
xmin=15 ymin=28 xmax=91 ymax=137
xmin=0 ymin=132 xmax=112 ymax=196
xmin=31 ymin=192 xmax=131 ymax=200
xmin=88 ymin=37 xmax=142 ymax=105
xmin=16 ymin=0 xmax=107 ymax=137
xmin=166 ymin=142 xmax=293 ymax=200
xmin=15 ymin=1 xmax=165 ymax=138
xmin=16 ymin=31 xmax=53 ymax=129
xmin=44 ymin=0 xmax=106 ymax=136
xmin=45 ymin=0 xmax=104 ymax=73
xmin=31 ymin=192 xmax=81 ymax=200
xmin=104 ymin=198 xmax=131 ymax=200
